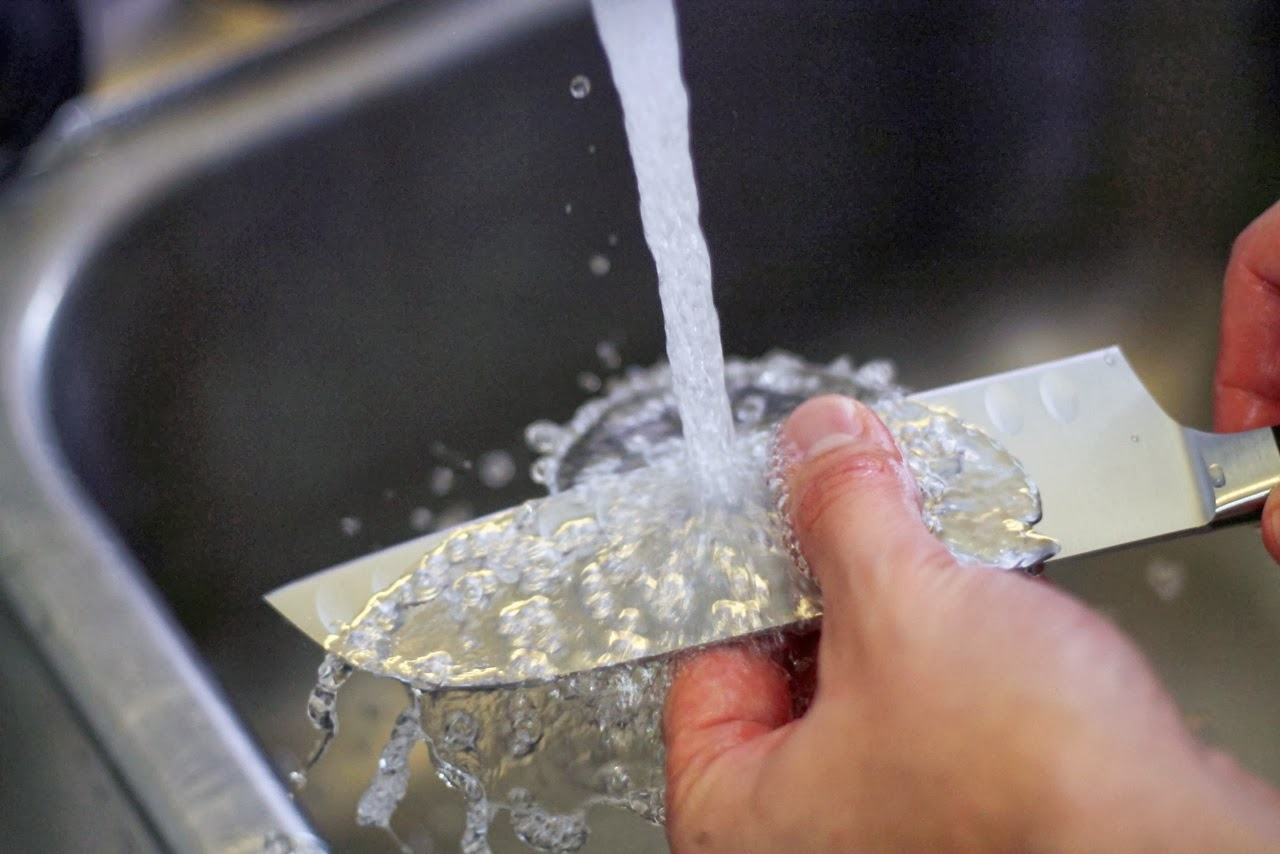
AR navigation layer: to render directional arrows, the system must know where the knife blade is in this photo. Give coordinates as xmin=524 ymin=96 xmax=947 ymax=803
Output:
xmin=911 ymin=346 xmax=1280 ymax=561
xmin=265 ymin=346 xmax=1280 ymax=684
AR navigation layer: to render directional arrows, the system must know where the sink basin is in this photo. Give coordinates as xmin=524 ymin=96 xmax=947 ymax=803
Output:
xmin=2 ymin=0 xmax=1278 ymax=850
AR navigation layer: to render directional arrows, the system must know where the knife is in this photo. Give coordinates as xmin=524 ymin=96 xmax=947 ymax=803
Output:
xmin=912 ymin=346 xmax=1280 ymax=558
xmin=265 ymin=346 xmax=1280 ymax=684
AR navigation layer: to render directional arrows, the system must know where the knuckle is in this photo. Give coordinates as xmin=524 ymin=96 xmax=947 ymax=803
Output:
xmin=1230 ymin=219 xmax=1280 ymax=290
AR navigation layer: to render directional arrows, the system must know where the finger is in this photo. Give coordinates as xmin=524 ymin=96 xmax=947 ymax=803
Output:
xmin=663 ymin=644 xmax=791 ymax=846
xmin=777 ymin=396 xmax=955 ymax=637
xmin=1199 ymin=748 xmax=1280 ymax=840
xmin=1214 ymin=201 xmax=1280 ymax=431
xmin=1262 ymin=493 xmax=1280 ymax=565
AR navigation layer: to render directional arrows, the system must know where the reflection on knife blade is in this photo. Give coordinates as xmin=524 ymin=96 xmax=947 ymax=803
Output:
xmin=267 ymin=353 xmax=1057 ymax=691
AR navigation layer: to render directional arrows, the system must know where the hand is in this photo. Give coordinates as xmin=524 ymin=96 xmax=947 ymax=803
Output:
xmin=663 ymin=396 xmax=1280 ymax=852
xmin=1215 ymin=199 xmax=1280 ymax=562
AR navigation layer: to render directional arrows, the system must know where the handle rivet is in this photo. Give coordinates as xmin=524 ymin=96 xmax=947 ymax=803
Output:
xmin=1208 ymin=462 xmax=1227 ymax=489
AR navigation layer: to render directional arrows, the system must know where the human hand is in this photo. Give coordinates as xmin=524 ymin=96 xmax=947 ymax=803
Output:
xmin=1215 ymin=200 xmax=1280 ymax=562
xmin=663 ymin=396 xmax=1280 ymax=852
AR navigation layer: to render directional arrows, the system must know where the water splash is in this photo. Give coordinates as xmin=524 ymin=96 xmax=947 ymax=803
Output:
xmin=293 ymin=654 xmax=354 ymax=792
xmin=356 ymin=688 xmax=422 ymax=852
xmin=569 ymin=74 xmax=591 ymax=99
xmin=587 ymin=254 xmax=611 ymax=276
xmin=478 ymin=451 xmax=518 ymax=490
xmin=304 ymin=352 xmax=1056 ymax=850
xmin=328 ymin=352 xmax=1055 ymax=692
xmin=291 ymin=1 xmax=1060 ymax=849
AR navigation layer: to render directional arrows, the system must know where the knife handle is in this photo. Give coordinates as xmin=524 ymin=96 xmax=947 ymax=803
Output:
xmin=1193 ymin=426 xmax=1280 ymax=526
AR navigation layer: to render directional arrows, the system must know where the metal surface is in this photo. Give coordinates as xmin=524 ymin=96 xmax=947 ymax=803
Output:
xmin=914 ymin=347 xmax=1279 ymax=559
xmin=267 ymin=507 xmax=474 ymax=649
xmin=1194 ymin=427 xmax=1280 ymax=522
xmin=268 ymin=347 xmax=1280 ymax=676
xmin=0 ymin=0 xmax=588 ymax=851
xmin=0 ymin=595 xmax=163 ymax=853
xmin=264 ymin=356 xmax=1055 ymax=674
xmin=0 ymin=0 xmax=1277 ymax=850
xmin=79 ymin=0 xmax=395 ymax=112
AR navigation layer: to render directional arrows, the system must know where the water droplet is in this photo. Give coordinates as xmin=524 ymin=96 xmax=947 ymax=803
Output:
xmin=853 ymin=359 xmax=895 ymax=390
xmin=1144 ymin=557 xmax=1186 ymax=601
xmin=826 ymin=355 xmax=855 ymax=376
xmin=339 ymin=516 xmax=362 ymax=537
xmin=709 ymin=599 xmax=764 ymax=636
xmin=588 ymin=253 xmax=611 ymax=276
xmin=1104 ymin=352 xmax=1118 ymax=366
xmin=442 ymin=709 xmax=480 ymax=753
xmin=445 ymin=576 xmax=489 ymax=624
xmin=435 ymin=502 xmax=474 ymax=530
xmin=498 ymin=595 xmax=556 ymax=643
xmin=1208 ymin=462 xmax=1226 ymax=488
xmin=587 ymin=144 xmax=597 ymax=155
xmin=577 ymin=371 xmax=603 ymax=392
xmin=408 ymin=506 xmax=434 ymax=532
xmin=525 ymin=420 xmax=566 ymax=454
xmin=407 ymin=559 xmax=448 ymax=602
xmin=445 ymin=531 xmax=474 ymax=564
xmin=508 ymin=695 xmax=543 ymax=757
xmin=595 ymin=763 xmax=631 ymax=795
xmin=430 ymin=440 xmax=471 ymax=470
xmin=1038 ymin=371 xmax=1078 ymax=423
xmin=509 ymin=648 xmax=555 ymax=680
xmin=318 ymin=350 xmax=1060 ymax=851
xmin=430 ymin=466 xmax=455 ymax=497
xmin=615 ymin=606 xmax=644 ymax=633
xmin=478 ymin=450 xmax=517 ymax=489
xmin=1130 ymin=433 xmax=1140 ymax=443
xmin=529 ymin=457 xmax=554 ymax=486
xmin=734 ymin=393 xmax=767 ymax=425
xmin=983 ymin=383 xmax=1024 ymax=435
xmin=510 ymin=803 xmax=588 ymax=852
xmin=607 ymin=233 xmax=619 ymax=247
xmin=407 ymin=651 xmax=453 ymax=684
xmin=606 ymin=630 xmax=649 ymax=659
xmin=569 ymin=74 xmax=591 ymax=99
xmin=564 ymin=202 xmax=573 ymax=215
xmin=595 ymin=340 xmax=623 ymax=371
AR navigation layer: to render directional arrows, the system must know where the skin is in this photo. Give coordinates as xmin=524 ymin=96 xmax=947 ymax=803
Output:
xmin=663 ymin=205 xmax=1280 ymax=851
xmin=1215 ymin=201 xmax=1280 ymax=560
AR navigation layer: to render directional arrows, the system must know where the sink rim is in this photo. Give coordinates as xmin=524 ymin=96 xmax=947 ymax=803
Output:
xmin=0 ymin=0 xmax=587 ymax=849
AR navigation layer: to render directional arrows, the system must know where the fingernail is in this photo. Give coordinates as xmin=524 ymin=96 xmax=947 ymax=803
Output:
xmin=785 ymin=396 xmax=867 ymax=461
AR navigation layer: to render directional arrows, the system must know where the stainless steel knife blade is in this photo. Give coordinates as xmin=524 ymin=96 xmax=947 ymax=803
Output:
xmin=911 ymin=346 xmax=1280 ymax=561
xmin=265 ymin=346 xmax=1280 ymax=685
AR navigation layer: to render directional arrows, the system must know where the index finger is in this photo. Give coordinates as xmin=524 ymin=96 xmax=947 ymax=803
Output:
xmin=1214 ymin=201 xmax=1280 ymax=431
xmin=662 ymin=644 xmax=791 ymax=832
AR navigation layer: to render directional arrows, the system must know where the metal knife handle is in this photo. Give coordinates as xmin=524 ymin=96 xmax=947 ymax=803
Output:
xmin=1189 ymin=426 xmax=1280 ymax=526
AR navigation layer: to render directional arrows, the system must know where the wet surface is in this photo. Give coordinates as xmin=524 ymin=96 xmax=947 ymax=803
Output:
xmin=25 ymin=0 xmax=1280 ymax=849
xmin=0 ymin=598 xmax=161 ymax=853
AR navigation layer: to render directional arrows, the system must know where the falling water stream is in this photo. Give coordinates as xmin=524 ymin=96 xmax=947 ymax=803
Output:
xmin=591 ymin=0 xmax=736 ymax=502
xmin=288 ymin=2 xmax=1055 ymax=851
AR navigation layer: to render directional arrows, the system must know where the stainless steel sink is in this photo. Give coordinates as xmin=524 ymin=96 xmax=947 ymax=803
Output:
xmin=2 ymin=0 xmax=1278 ymax=850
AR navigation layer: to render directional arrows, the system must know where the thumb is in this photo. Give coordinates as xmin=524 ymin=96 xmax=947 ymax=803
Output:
xmin=778 ymin=395 xmax=956 ymax=637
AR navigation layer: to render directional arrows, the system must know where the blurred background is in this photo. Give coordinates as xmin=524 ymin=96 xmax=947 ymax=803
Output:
xmin=3 ymin=0 xmax=1280 ymax=851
